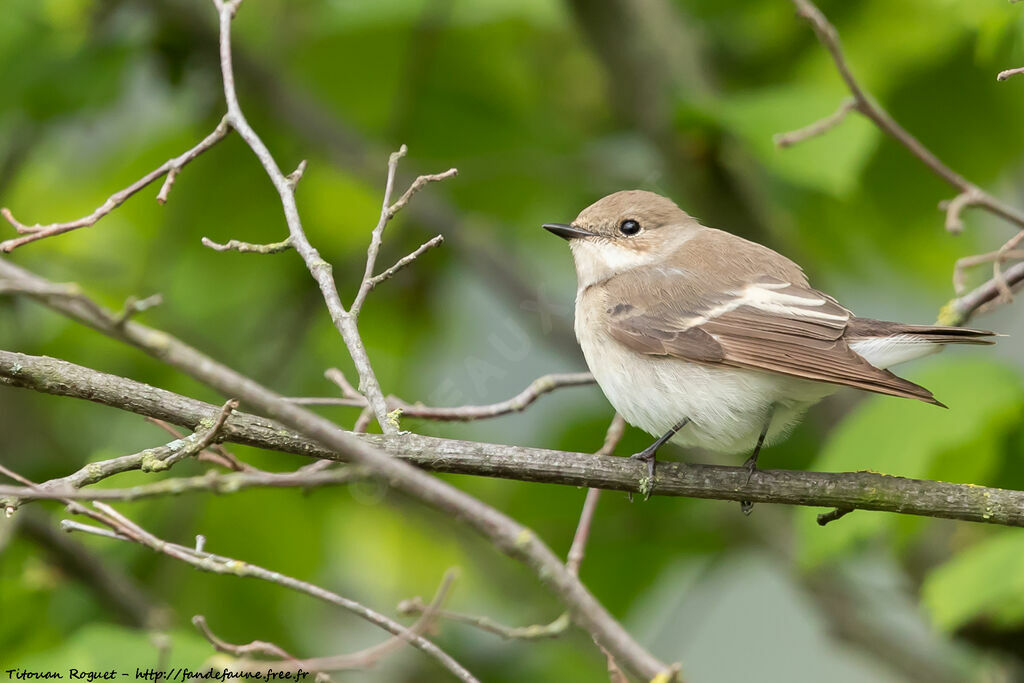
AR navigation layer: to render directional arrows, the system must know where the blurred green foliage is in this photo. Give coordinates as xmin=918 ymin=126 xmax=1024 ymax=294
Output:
xmin=1 ymin=0 xmax=1024 ymax=680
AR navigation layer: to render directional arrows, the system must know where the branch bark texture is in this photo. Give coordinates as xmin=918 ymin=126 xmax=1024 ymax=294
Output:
xmin=4 ymin=350 xmax=1023 ymax=528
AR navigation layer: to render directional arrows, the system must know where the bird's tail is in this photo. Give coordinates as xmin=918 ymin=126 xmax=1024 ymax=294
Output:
xmin=848 ymin=319 xmax=996 ymax=345
xmin=847 ymin=318 xmax=996 ymax=375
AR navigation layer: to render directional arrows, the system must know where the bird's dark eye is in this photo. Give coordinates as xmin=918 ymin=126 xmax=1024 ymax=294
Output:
xmin=619 ymin=219 xmax=641 ymax=236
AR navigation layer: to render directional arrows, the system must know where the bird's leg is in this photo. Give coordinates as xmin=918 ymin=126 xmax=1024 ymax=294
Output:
xmin=740 ymin=407 xmax=775 ymax=516
xmin=630 ymin=417 xmax=690 ymax=500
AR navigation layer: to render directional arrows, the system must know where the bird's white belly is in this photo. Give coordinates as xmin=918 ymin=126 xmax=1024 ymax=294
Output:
xmin=577 ymin=326 xmax=834 ymax=456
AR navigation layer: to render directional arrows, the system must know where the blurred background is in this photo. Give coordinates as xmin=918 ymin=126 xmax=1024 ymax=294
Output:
xmin=2 ymin=0 xmax=1024 ymax=680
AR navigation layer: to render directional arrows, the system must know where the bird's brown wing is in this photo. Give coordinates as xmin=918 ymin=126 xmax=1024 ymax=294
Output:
xmin=600 ymin=269 xmax=941 ymax=405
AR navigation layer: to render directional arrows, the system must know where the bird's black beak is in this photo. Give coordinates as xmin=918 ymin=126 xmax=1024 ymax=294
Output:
xmin=543 ymin=223 xmax=596 ymax=240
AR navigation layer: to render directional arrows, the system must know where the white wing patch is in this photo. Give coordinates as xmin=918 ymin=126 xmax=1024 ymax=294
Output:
xmin=850 ymin=334 xmax=940 ymax=369
xmin=684 ymin=281 xmax=849 ymax=328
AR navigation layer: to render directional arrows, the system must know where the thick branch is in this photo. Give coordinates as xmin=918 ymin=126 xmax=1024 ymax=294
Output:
xmin=0 ymin=262 xmax=670 ymax=681
xmin=4 ymin=350 xmax=1024 ymax=528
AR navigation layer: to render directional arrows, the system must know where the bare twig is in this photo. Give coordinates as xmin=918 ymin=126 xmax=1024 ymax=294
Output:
xmin=324 ymin=367 xmax=362 ymax=399
xmin=294 ymin=568 xmax=458 ymax=672
xmin=997 ymin=66 xmax=1024 ymax=82
xmin=285 ymin=371 xmax=595 ymax=420
xmin=774 ymin=98 xmax=856 ymax=148
xmin=0 ymin=400 xmax=237 ymax=508
xmin=116 ymin=294 xmax=164 ymax=325
xmin=0 ymin=466 xmax=365 ymax=503
xmin=787 ymin=0 xmax=1024 ymax=231
xmin=192 ymin=615 xmax=304 ymax=666
xmin=195 ymin=570 xmax=459 ymax=675
xmin=386 ymin=168 xmax=459 ymax=220
xmin=0 ymin=118 xmax=230 ymax=252
xmin=817 ymin=507 xmax=854 ymax=526
xmin=201 ymin=236 xmax=293 ymax=254
xmin=952 ymin=230 xmax=1024 ymax=299
xmin=286 ymin=159 xmax=308 ymax=188
xmin=350 ymin=145 xmax=409 ymax=319
xmin=567 ymin=415 xmax=626 ymax=576
xmin=61 ymin=506 xmax=478 ymax=683
xmin=941 ymin=260 xmax=1024 ymax=325
xmin=366 ymin=234 xmax=444 ymax=291
xmin=17 ymin=511 xmax=167 ymax=629
xmin=392 ymin=372 xmax=594 ymax=421
xmin=398 ymin=415 xmax=616 ymax=657
xmin=398 ymin=600 xmax=571 ymax=641
xmin=940 ymin=189 xmax=984 ymax=235
xmin=145 ymin=417 xmax=248 ymax=471
xmin=350 ymin=154 xmax=457 ymax=317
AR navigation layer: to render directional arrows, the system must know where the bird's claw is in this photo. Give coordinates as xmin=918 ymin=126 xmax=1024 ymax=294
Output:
xmin=629 ymin=450 xmax=657 ymax=501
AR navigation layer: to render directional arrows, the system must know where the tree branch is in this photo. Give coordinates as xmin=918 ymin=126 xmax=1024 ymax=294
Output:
xmin=0 ymin=255 xmax=670 ymax=680
xmin=787 ymin=0 xmax=1024 ymax=231
xmin=4 ymin=350 xmax=1024 ymax=528
xmin=285 ymin=370 xmax=595 ymax=422
xmin=57 ymin=502 xmax=477 ymax=683
xmin=997 ymin=66 xmax=1024 ymax=82
xmin=0 ymin=118 xmax=230 ymax=253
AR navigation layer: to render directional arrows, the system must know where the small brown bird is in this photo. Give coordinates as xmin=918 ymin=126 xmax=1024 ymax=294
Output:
xmin=544 ymin=191 xmax=994 ymax=492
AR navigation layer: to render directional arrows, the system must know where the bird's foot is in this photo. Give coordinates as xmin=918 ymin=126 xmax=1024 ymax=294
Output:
xmin=742 ymin=454 xmax=759 ymax=487
xmin=629 ymin=448 xmax=658 ymax=502
xmin=740 ymin=454 xmax=759 ymax=515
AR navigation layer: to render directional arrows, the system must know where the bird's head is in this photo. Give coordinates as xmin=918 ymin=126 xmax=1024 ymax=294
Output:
xmin=544 ymin=190 xmax=698 ymax=288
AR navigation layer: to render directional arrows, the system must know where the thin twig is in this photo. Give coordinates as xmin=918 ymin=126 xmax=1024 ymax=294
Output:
xmin=398 ymin=601 xmax=571 ymax=641
xmin=400 ymin=415 xmax=623 ymax=648
xmin=115 ymin=294 xmax=164 ymax=326
xmin=941 ymin=260 xmax=1024 ymax=325
xmin=952 ymin=230 xmax=1024 ymax=299
xmin=201 ymin=236 xmax=293 ymax=254
xmin=145 ymin=417 xmax=248 ymax=471
xmin=366 ymin=234 xmax=444 ymax=291
xmin=817 ymin=507 xmax=854 ymax=526
xmin=0 ymin=400 xmax=237 ymax=508
xmin=351 ymin=161 xmax=457 ymax=318
xmin=1 ymin=118 xmax=230 ymax=252
xmin=392 ymin=372 xmax=594 ymax=421
xmin=63 ymin=511 xmax=478 ymax=683
xmin=324 ymin=367 xmax=362 ymax=399
xmin=192 ymin=615 xmax=306 ymax=667
xmin=997 ymin=66 xmax=1024 ymax=81
xmin=212 ymin=0 xmax=393 ymax=431
xmin=0 ymin=467 xmax=365 ymax=503
xmin=940 ymin=189 xmax=984 ymax=235
xmin=567 ymin=415 xmax=627 ymax=577
xmin=194 ymin=571 xmax=460 ymax=675
xmin=351 ymin=145 xmax=409 ymax=318
xmin=284 ymin=371 xmax=595 ymax=420
xmin=17 ymin=511 xmax=167 ymax=629
xmin=386 ymin=169 xmax=459 ymax=220
xmin=788 ymin=0 xmax=1024 ymax=230
xmin=774 ymin=98 xmax=856 ymax=148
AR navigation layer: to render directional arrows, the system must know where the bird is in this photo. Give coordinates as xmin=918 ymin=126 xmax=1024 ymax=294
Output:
xmin=544 ymin=190 xmax=995 ymax=505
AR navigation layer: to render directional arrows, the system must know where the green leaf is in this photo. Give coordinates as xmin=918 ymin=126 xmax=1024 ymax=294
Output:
xmin=922 ymin=531 xmax=1024 ymax=631
xmin=796 ymin=358 xmax=1024 ymax=568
